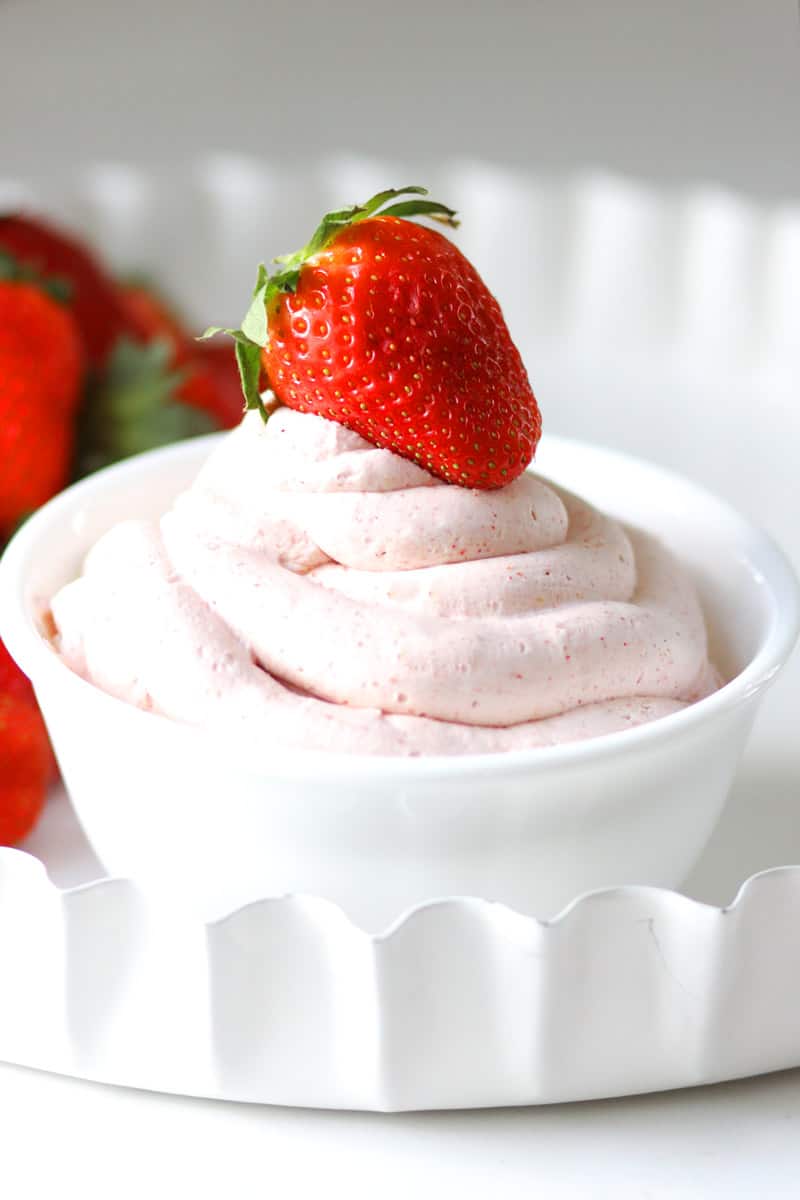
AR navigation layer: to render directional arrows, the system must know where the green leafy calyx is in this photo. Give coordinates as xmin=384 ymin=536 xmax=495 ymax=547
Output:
xmin=75 ymin=338 xmax=216 ymax=478
xmin=200 ymin=186 xmax=459 ymax=421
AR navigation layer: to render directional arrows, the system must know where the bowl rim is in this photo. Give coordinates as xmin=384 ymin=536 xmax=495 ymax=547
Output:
xmin=0 ymin=431 xmax=798 ymax=783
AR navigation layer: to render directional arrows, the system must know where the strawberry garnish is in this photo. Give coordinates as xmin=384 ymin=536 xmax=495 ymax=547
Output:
xmin=74 ymin=280 xmax=243 ymax=476
xmin=206 ymin=187 xmax=541 ymax=489
xmin=0 ymin=692 xmax=53 ymax=846
xmin=0 ymin=637 xmax=36 ymax=706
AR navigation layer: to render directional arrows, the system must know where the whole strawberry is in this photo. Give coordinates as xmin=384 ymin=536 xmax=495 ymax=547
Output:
xmin=210 ymin=187 xmax=541 ymax=488
xmin=0 ymin=214 xmax=133 ymax=367
xmin=0 ymin=261 xmax=85 ymax=538
xmin=0 ymin=639 xmax=55 ymax=845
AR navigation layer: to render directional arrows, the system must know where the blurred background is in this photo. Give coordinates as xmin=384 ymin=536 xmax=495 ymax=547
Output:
xmin=1 ymin=0 xmax=799 ymax=771
xmin=2 ymin=0 xmax=799 ymax=200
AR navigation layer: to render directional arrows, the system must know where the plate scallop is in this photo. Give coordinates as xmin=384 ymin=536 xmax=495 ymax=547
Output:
xmin=2 ymin=849 xmax=800 ymax=1109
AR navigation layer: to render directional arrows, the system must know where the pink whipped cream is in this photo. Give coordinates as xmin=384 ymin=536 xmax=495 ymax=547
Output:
xmin=51 ymin=409 xmax=719 ymax=755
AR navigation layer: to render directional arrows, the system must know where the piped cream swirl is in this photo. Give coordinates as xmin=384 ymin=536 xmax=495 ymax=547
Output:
xmin=52 ymin=410 xmax=719 ymax=756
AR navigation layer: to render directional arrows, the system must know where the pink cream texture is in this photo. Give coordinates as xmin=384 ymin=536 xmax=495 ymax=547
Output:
xmin=51 ymin=410 xmax=719 ymax=755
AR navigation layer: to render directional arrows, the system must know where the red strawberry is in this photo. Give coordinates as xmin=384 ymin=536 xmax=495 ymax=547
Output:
xmin=214 ymin=187 xmax=541 ymax=488
xmin=0 ymin=637 xmax=58 ymax=789
xmin=0 ymin=637 xmax=38 ymax=707
xmin=0 ymin=689 xmax=52 ymax=846
xmin=0 ymin=271 xmax=85 ymax=538
xmin=0 ymin=214 xmax=133 ymax=367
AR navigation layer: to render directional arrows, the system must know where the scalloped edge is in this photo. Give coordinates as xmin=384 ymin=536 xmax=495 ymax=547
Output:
xmin=3 ymin=843 xmax=800 ymax=1108
xmin=2 ymin=842 xmax=800 ymax=937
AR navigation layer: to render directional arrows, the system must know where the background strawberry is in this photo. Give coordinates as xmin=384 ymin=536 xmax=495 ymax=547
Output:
xmin=215 ymin=186 xmax=541 ymax=488
xmin=0 ymin=690 xmax=54 ymax=846
xmin=0 ymin=263 xmax=85 ymax=539
xmin=0 ymin=224 xmax=240 ymax=845
xmin=0 ymin=214 xmax=133 ymax=367
xmin=0 ymin=637 xmax=56 ymax=845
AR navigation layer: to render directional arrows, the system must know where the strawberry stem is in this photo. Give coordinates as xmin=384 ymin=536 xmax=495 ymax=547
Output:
xmin=268 ymin=186 xmax=458 ymax=301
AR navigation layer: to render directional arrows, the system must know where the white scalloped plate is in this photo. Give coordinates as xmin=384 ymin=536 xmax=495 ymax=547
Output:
xmin=1 ymin=157 xmax=798 ymax=1109
xmin=0 ymin=776 xmax=797 ymax=1111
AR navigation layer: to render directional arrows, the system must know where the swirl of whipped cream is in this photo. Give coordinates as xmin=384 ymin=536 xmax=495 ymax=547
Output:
xmin=52 ymin=410 xmax=719 ymax=756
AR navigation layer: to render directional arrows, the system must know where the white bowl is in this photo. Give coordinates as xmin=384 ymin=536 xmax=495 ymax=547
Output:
xmin=0 ymin=433 xmax=797 ymax=930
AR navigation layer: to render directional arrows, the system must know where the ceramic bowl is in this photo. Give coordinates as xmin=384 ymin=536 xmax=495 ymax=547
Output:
xmin=0 ymin=433 xmax=797 ymax=931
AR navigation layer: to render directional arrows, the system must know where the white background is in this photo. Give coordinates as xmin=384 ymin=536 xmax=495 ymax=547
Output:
xmin=1 ymin=2 xmax=799 ymax=1195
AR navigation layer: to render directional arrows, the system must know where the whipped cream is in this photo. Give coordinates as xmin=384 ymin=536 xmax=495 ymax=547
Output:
xmin=52 ymin=410 xmax=719 ymax=755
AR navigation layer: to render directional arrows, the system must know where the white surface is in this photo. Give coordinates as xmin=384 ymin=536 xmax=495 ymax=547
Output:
xmin=0 ymin=1058 xmax=799 ymax=1199
xmin=4 ymin=433 xmax=794 ymax=935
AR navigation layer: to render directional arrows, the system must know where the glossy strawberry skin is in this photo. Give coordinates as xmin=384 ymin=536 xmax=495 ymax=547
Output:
xmin=262 ymin=215 xmax=540 ymax=488
xmin=0 ymin=281 xmax=84 ymax=537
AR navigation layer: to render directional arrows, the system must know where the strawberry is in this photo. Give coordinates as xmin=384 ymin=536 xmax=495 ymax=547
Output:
xmin=0 ymin=214 xmax=133 ymax=367
xmin=0 ymin=690 xmax=52 ymax=845
xmin=0 ymin=635 xmax=58 ymax=783
xmin=211 ymin=186 xmax=541 ymax=488
xmin=0 ymin=637 xmax=38 ymax=707
xmin=0 ymin=638 xmax=56 ymax=844
xmin=0 ymin=264 xmax=85 ymax=538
